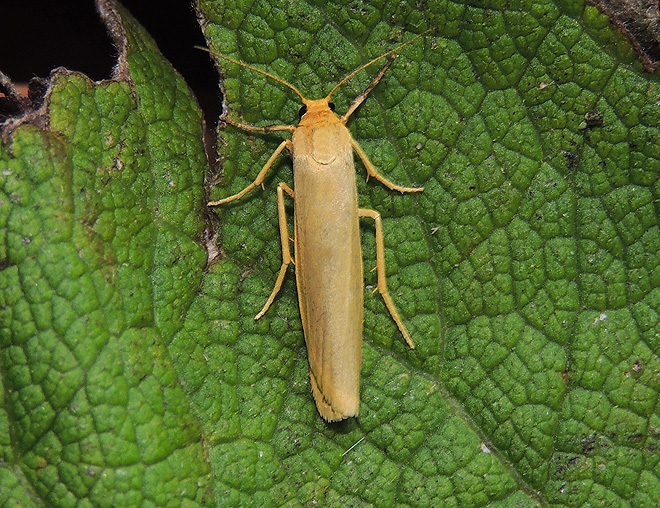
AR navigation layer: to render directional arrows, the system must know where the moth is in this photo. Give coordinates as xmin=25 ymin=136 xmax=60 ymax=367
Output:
xmin=205 ymin=31 xmax=427 ymax=421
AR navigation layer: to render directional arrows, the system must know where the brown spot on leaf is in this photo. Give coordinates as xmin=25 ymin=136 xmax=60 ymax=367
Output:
xmin=585 ymin=109 xmax=605 ymax=127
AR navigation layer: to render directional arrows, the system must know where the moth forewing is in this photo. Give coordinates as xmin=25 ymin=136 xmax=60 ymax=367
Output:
xmin=291 ymin=112 xmax=363 ymax=421
xmin=205 ymin=31 xmax=428 ymax=421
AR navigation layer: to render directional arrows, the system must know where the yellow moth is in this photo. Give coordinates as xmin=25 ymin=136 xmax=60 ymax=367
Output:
xmin=205 ymin=31 xmax=427 ymax=421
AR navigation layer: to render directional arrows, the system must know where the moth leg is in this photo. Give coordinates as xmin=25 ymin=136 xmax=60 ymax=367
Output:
xmin=208 ymin=139 xmax=292 ymax=206
xmin=255 ymin=182 xmax=295 ymax=319
xmin=359 ymin=208 xmax=415 ymax=348
xmin=222 ymin=116 xmax=296 ymax=134
xmin=351 ymin=136 xmax=424 ymax=194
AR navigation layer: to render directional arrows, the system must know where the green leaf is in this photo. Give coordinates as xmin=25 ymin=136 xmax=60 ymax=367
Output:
xmin=195 ymin=0 xmax=660 ymax=506
xmin=0 ymin=1 xmax=211 ymax=506
xmin=2 ymin=0 xmax=660 ymax=507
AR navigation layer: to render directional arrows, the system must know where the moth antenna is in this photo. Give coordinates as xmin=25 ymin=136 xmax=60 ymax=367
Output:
xmin=195 ymin=45 xmax=307 ymax=102
xmin=325 ymin=28 xmax=433 ymax=101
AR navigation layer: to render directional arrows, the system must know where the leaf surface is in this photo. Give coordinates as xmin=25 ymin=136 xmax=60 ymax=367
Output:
xmin=195 ymin=0 xmax=660 ymax=506
xmin=1 ymin=0 xmax=660 ymax=507
xmin=0 ymin=1 xmax=212 ymax=506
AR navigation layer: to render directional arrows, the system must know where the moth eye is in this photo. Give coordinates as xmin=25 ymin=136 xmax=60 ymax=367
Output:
xmin=328 ymin=102 xmax=335 ymax=111
xmin=298 ymin=105 xmax=307 ymax=118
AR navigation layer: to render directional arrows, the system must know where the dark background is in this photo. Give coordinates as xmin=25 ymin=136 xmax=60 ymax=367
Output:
xmin=0 ymin=1 xmax=221 ymax=125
